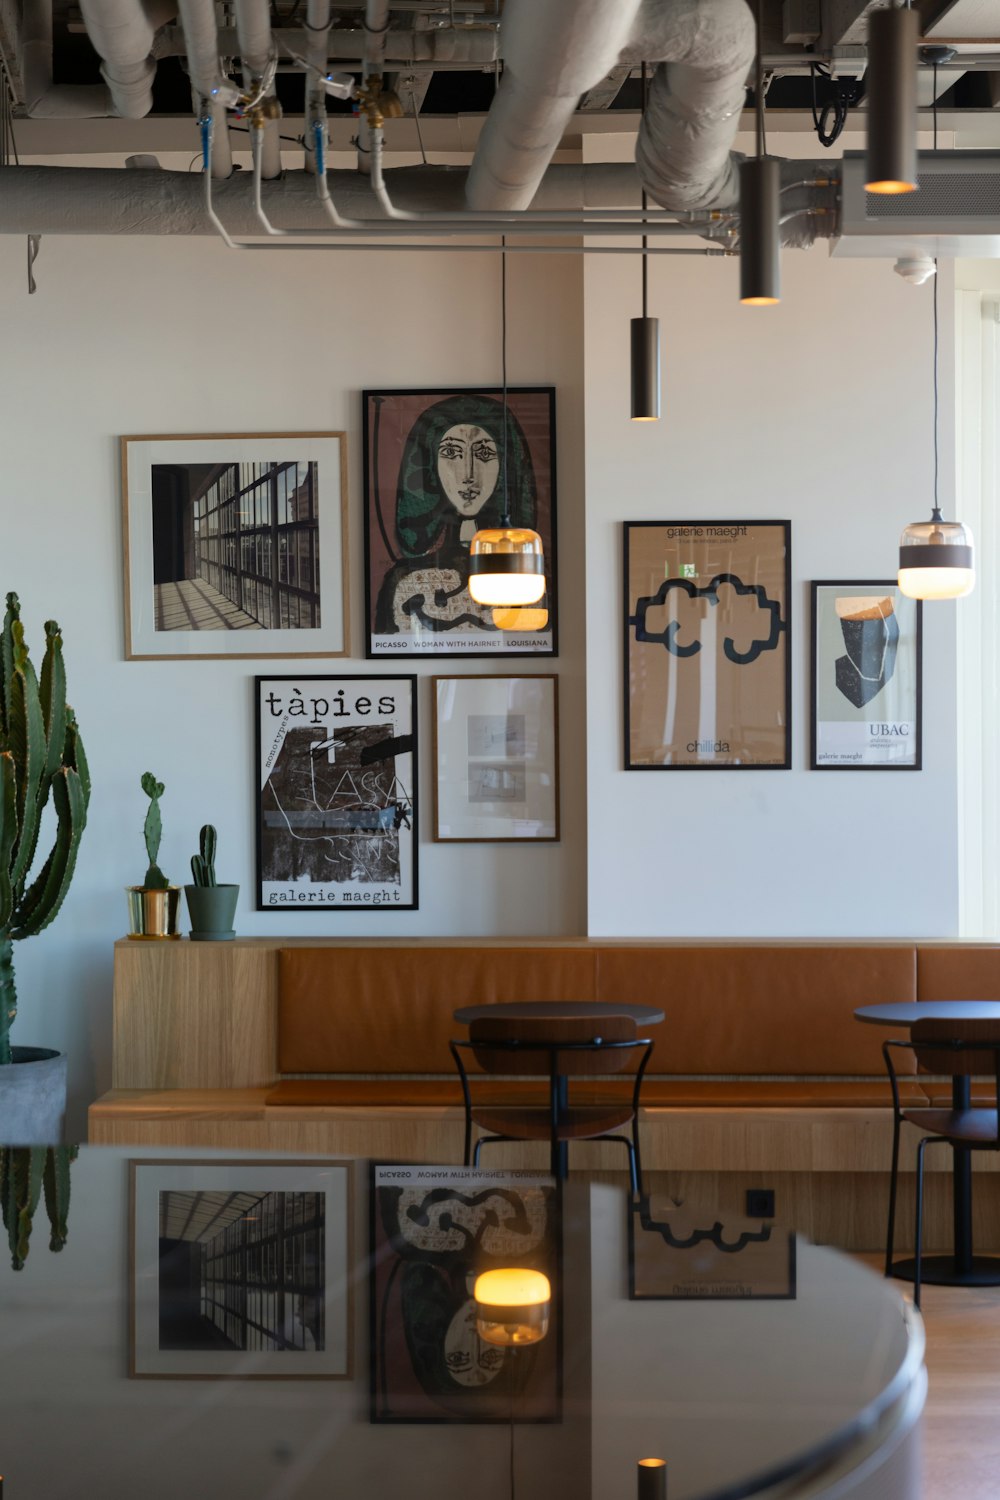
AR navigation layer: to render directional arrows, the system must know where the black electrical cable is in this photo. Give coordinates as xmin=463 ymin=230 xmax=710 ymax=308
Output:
xmin=809 ymin=61 xmax=864 ymax=147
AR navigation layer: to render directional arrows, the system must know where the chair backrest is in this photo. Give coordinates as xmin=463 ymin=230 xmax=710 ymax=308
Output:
xmin=910 ymin=1018 xmax=1000 ymax=1077
xmin=467 ymin=1013 xmax=642 ymax=1077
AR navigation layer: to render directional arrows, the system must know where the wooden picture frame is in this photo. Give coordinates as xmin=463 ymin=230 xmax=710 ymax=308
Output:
xmin=363 ymin=387 xmax=557 ymax=659
xmin=431 ymin=674 xmax=559 ymax=841
xmin=129 ymin=1158 xmax=354 ymax=1379
xmin=624 ymin=520 xmax=792 ymax=770
xmin=255 ymin=674 xmax=418 ymax=910
xmin=810 ymin=581 xmax=923 ymax=770
xmin=122 ymin=432 xmax=350 ymax=660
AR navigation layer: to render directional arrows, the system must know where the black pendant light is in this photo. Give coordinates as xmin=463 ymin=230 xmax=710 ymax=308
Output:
xmin=631 ymin=62 xmax=660 ymax=420
xmin=468 ymin=241 xmax=546 ymax=613
xmin=865 ymin=4 xmax=919 ymax=196
xmin=739 ymin=1 xmax=780 ymax=306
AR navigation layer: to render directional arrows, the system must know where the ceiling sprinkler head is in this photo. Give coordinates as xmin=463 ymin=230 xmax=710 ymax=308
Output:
xmin=894 ymin=256 xmax=937 ymax=286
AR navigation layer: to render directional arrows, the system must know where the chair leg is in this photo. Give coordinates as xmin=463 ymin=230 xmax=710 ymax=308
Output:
xmin=914 ymin=1136 xmax=930 ymax=1311
xmin=463 ymin=1117 xmax=472 ymax=1168
xmin=885 ymin=1115 xmax=901 ymax=1277
xmin=473 ymin=1135 xmax=484 ymax=1168
xmin=632 ymin=1115 xmax=645 ymax=1201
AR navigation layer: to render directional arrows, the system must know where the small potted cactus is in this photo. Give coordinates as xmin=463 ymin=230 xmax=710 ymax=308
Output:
xmin=126 ymin=773 xmax=180 ymax=939
xmin=1 ymin=1143 xmax=78 ymax=1269
xmin=184 ymin=825 xmax=238 ymax=942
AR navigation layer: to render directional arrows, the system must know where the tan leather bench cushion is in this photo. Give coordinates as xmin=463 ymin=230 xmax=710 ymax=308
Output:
xmin=594 ymin=945 xmax=917 ymax=1075
xmin=918 ymin=944 xmax=1000 ymax=1002
xmin=264 ymin=1077 xmax=929 ymax=1109
xmin=277 ymin=945 xmax=600 ymax=1074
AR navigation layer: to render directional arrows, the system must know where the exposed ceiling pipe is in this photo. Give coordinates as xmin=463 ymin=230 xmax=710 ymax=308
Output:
xmin=233 ymin=0 xmax=281 ymax=177
xmin=0 ymin=162 xmax=838 ymax=238
xmin=357 ymin=0 xmax=391 ymax=175
xmin=466 ymin=0 xmax=756 ymax=217
xmin=466 ymin=0 xmax=643 ymax=211
xmin=76 ymin=0 xmax=167 ymax=118
xmin=153 ymin=24 xmax=499 ymax=65
xmin=303 ymin=0 xmax=331 ymax=174
xmin=173 ymin=0 xmax=232 ymax=176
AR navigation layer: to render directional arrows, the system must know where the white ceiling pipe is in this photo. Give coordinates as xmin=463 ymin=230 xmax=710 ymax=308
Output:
xmin=630 ymin=0 xmax=756 ymax=213
xmin=76 ymin=0 xmax=164 ymax=117
xmin=0 ymin=161 xmax=837 ymax=235
xmin=20 ymin=0 xmax=113 ymax=116
xmin=466 ymin=0 xmax=644 ymax=211
xmin=175 ymin=0 xmax=222 ymax=99
xmin=303 ymin=0 xmax=330 ymax=174
xmin=357 ymin=0 xmax=391 ymax=176
xmin=154 ymin=25 xmax=498 ymax=64
xmin=234 ymin=0 xmax=272 ymax=79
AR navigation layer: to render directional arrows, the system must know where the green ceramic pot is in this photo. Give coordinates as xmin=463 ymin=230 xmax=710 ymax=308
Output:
xmin=184 ymin=884 xmax=239 ymax=942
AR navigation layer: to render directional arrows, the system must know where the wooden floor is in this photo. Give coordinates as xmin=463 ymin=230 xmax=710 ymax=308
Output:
xmin=856 ymin=1254 xmax=1000 ymax=1499
xmin=153 ymin=578 xmax=261 ymax=631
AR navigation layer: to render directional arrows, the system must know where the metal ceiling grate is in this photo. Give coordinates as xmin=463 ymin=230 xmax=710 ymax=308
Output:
xmin=866 ymin=174 xmax=1000 ymax=218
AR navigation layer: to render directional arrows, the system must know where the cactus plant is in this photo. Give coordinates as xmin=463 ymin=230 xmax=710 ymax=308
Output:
xmin=0 ymin=594 xmax=90 ymax=1068
xmin=140 ymin=772 xmax=169 ymax=889
xmin=190 ymin=824 xmax=217 ymax=887
xmin=0 ymin=1143 xmax=78 ymax=1269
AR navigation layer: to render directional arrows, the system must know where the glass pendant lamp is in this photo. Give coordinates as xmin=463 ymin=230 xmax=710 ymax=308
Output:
xmin=468 ymin=241 xmax=546 ymax=614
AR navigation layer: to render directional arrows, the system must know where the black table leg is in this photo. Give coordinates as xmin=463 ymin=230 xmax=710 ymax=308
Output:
xmin=551 ymin=1075 xmax=569 ymax=1180
xmin=891 ymin=1074 xmax=1000 ymax=1288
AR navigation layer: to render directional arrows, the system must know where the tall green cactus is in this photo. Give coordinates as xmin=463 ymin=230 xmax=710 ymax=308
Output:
xmin=0 ymin=1143 xmax=78 ymax=1269
xmin=190 ymin=824 xmax=217 ymax=888
xmin=0 ymin=594 xmax=90 ymax=1067
xmin=140 ymin=772 xmax=169 ymax=889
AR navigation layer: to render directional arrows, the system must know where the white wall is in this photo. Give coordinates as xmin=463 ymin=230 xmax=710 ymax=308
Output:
xmin=584 ymin=217 xmax=960 ymax=937
xmin=0 ymin=226 xmax=586 ymax=1133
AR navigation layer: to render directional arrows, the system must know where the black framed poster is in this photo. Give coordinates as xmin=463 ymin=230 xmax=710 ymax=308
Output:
xmin=810 ymin=581 xmax=922 ymax=770
xmin=624 ymin=521 xmax=792 ymax=769
xmin=363 ymin=387 xmax=557 ymax=658
xmin=255 ymin=675 xmax=417 ymax=910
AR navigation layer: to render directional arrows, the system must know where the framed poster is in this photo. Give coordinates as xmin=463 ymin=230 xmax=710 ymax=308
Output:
xmin=811 ymin=581 xmax=922 ymax=770
xmin=629 ymin=1197 xmax=796 ymax=1301
xmin=255 ymin=674 xmax=417 ymax=910
xmin=130 ymin=1158 xmax=353 ymax=1378
xmin=432 ymin=674 xmax=559 ymax=841
xmin=122 ymin=433 xmax=349 ymax=660
xmin=624 ymin=521 xmax=791 ymax=769
xmin=370 ymin=1166 xmax=560 ymax=1423
xmin=363 ymin=387 xmax=557 ymax=658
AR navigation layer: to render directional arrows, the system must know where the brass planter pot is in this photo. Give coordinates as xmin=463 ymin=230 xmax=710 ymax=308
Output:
xmin=126 ymin=885 xmax=181 ymax=939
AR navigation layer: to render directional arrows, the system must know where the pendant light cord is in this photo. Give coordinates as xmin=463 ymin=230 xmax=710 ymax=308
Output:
xmin=932 ymin=61 xmax=940 ymax=518
xmin=641 ymin=60 xmax=648 ymax=318
xmin=500 ymin=234 xmax=511 ymax=529
xmin=756 ymin=0 xmax=767 ymax=158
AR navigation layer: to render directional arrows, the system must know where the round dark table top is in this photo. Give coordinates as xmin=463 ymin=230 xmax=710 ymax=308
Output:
xmin=855 ymin=1000 xmax=1000 ymax=1026
xmin=453 ymin=1000 xmax=664 ymax=1025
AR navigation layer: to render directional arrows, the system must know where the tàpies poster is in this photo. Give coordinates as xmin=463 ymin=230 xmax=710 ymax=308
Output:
xmin=255 ymin=675 xmax=417 ymax=910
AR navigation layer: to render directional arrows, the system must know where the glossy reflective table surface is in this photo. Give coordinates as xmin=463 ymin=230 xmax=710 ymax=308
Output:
xmin=0 ymin=1148 xmax=923 ymax=1500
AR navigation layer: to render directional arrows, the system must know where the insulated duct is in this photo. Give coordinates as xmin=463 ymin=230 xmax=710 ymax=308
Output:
xmin=466 ymin=0 xmax=756 ymax=217
xmin=76 ymin=0 xmax=168 ymax=118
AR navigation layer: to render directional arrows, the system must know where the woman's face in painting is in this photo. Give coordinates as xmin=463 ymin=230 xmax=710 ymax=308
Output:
xmin=436 ymin=424 xmax=499 ymax=516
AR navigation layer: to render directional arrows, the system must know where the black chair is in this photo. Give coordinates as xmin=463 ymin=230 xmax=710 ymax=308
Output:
xmin=450 ymin=1011 xmax=654 ymax=1194
xmin=882 ymin=1017 xmax=1000 ymax=1307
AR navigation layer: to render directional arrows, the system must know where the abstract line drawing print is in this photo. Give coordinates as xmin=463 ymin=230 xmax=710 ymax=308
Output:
xmin=629 ymin=573 xmax=785 ymax=665
xmin=262 ymin=724 xmax=413 ymax=886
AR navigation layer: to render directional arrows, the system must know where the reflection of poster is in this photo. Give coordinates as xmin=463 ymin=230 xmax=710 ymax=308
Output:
xmin=811 ymin=582 xmax=922 ymax=770
xmin=624 ymin=521 xmax=791 ymax=769
xmin=629 ymin=1197 xmax=796 ymax=1301
xmin=363 ymin=388 xmax=557 ymax=657
xmin=255 ymin=675 xmax=417 ymax=910
xmin=370 ymin=1166 xmax=559 ymax=1422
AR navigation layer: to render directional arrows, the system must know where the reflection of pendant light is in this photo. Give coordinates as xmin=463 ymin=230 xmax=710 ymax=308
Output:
xmin=865 ymin=5 xmax=919 ymax=195
xmin=897 ymin=69 xmax=974 ymax=601
xmin=739 ymin=1 xmax=780 ymax=306
xmin=473 ymin=1267 xmax=551 ymax=1347
xmin=631 ymin=62 xmax=660 ymax=420
xmin=469 ymin=241 xmax=546 ymax=610
xmin=637 ymin=1459 xmax=667 ymax=1500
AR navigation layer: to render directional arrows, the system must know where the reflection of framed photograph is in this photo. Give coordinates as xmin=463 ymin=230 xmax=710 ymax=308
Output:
xmin=256 ymin=675 xmax=417 ymax=910
xmin=130 ymin=1159 xmax=353 ymax=1378
xmin=122 ymin=433 xmax=349 ymax=660
xmin=624 ymin=521 xmax=791 ymax=770
xmin=811 ymin=582 xmax=922 ymax=770
xmin=628 ymin=1198 xmax=796 ymax=1301
xmin=370 ymin=1166 xmax=560 ymax=1423
xmin=432 ymin=674 xmax=558 ymax=841
xmin=363 ymin=388 xmax=557 ymax=658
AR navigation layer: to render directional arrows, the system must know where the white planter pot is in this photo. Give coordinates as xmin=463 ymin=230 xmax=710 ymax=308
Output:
xmin=0 ymin=1047 xmax=68 ymax=1143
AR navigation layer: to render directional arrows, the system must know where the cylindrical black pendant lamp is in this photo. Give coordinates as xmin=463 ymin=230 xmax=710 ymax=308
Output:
xmin=637 ymin=1458 xmax=667 ymax=1499
xmin=866 ymin=4 xmax=919 ymax=194
xmin=630 ymin=315 xmax=660 ymax=420
xmin=739 ymin=156 xmax=781 ymax=305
